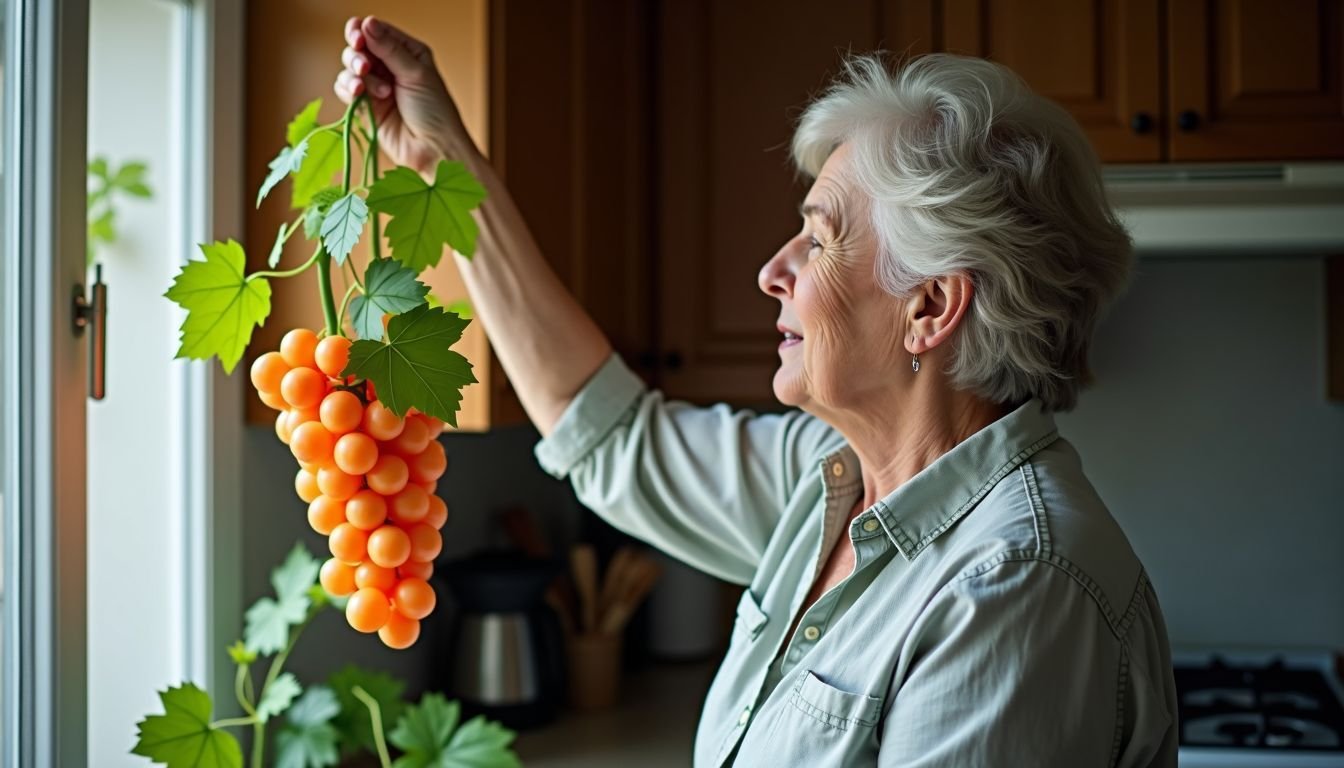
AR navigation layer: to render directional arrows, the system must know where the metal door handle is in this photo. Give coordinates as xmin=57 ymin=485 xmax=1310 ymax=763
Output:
xmin=74 ymin=264 xmax=107 ymax=400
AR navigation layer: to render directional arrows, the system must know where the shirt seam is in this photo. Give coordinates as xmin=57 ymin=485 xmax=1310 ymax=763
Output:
xmin=1110 ymin=645 xmax=1130 ymax=767
xmin=953 ymin=550 xmax=1125 ymax=639
xmin=1018 ymin=461 xmax=1051 ymax=556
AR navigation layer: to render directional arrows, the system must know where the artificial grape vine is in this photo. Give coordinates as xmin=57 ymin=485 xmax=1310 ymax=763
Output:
xmin=143 ymin=91 xmax=507 ymax=768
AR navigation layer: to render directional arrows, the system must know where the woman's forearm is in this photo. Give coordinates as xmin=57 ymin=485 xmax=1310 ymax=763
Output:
xmin=439 ymin=137 xmax=613 ymax=436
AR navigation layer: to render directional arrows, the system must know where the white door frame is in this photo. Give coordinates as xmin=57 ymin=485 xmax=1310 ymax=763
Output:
xmin=2 ymin=0 xmax=91 ymax=765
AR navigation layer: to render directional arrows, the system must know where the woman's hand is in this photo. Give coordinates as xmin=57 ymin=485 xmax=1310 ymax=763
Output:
xmin=334 ymin=16 xmax=474 ymax=176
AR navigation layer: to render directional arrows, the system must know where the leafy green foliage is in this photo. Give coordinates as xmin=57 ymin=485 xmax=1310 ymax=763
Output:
xmin=226 ymin=640 xmax=257 ymax=665
xmin=165 ymin=240 xmax=271 ymax=374
xmin=320 ymin=193 xmax=368 ymax=265
xmin=258 ymin=672 xmax=304 ymax=723
xmin=132 ymin=684 xmax=243 ymax=768
xmin=285 ymin=98 xmax=344 ymax=210
xmin=276 ymin=686 xmax=342 ymax=768
xmin=268 ymin=223 xmax=289 ymax=269
xmin=244 ymin=544 xmax=320 ymax=655
xmin=444 ymin=299 xmax=474 ymax=320
xmin=303 ymin=187 xmax=345 ymax=239
xmin=257 ymin=140 xmax=308 ymax=208
xmin=366 ymin=161 xmax=487 ymax=270
xmin=87 ymin=156 xmax=153 ymax=264
xmin=349 ymin=258 xmax=429 ymax=341
xmin=388 ymin=693 xmax=520 ymax=768
xmin=343 ymin=305 xmax=476 ymax=426
xmin=328 ymin=665 xmax=406 ymax=756
xmin=286 ymin=99 xmax=324 ymax=146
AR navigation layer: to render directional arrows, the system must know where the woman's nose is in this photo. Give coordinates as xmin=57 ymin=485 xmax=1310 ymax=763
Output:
xmin=758 ymin=241 xmax=797 ymax=299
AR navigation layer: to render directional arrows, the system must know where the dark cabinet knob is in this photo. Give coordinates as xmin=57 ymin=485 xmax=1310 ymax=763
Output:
xmin=636 ymin=350 xmax=657 ymax=369
xmin=664 ymin=351 xmax=683 ymax=371
xmin=1177 ymin=110 xmax=1201 ymax=132
xmin=1130 ymin=112 xmax=1153 ymax=134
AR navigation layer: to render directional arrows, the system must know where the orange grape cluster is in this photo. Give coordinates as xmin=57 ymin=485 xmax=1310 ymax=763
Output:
xmin=250 ymin=328 xmax=448 ymax=649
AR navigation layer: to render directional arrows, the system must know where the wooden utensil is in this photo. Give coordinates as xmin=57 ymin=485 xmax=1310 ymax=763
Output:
xmin=598 ymin=552 xmax=663 ymax=635
xmin=570 ymin=544 xmax=599 ymax=634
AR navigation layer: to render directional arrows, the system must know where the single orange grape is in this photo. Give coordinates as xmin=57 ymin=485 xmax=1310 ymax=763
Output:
xmin=307 ymin=496 xmax=347 ymax=536
xmin=424 ymin=494 xmax=448 ymax=529
xmin=299 ymin=460 xmax=322 ymax=474
xmin=334 ymin=432 xmax=379 ymax=475
xmin=378 ymin=611 xmax=420 ymax=649
xmin=317 ymin=465 xmax=361 ymax=501
xmin=319 ymin=390 xmax=363 ymax=435
xmin=276 ymin=411 xmax=294 ymax=444
xmin=362 ymin=400 xmax=405 ymax=441
xmin=392 ymin=577 xmax=436 ymax=620
xmin=345 ymin=489 xmax=388 ymax=531
xmin=388 ymin=484 xmax=429 ymax=525
xmin=420 ymin=415 xmax=445 ymax=436
xmin=314 ymin=335 xmax=352 ymax=378
xmin=366 ymin=454 xmax=409 ymax=496
xmin=416 ymin=479 xmax=437 ymax=495
xmin=345 ymin=587 xmax=391 ymax=633
xmin=329 ymin=522 xmax=369 ymax=564
xmin=387 ymin=417 xmax=431 ymax=456
xmin=290 ymin=421 xmax=336 ymax=466
xmin=408 ymin=440 xmax=447 ymax=484
xmin=398 ymin=560 xmax=434 ymax=580
xmin=355 ymin=562 xmax=397 ymax=591
xmin=319 ymin=558 xmax=357 ymax=597
xmin=295 ymin=469 xmax=320 ymax=503
xmin=250 ymin=351 xmax=290 ymax=393
xmin=280 ymin=328 xmax=319 ymax=369
xmin=407 ymin=523 xmax=442 ymax=562
xmin=367 ymin=525 xmax=412 ymax=569
xmin=285 ymin=406 xmax=320 ymax=435
xmin=280 ymin=367 xmax=327 ymax=410
xmin=258 ymin=388 xmax=289 ymax=411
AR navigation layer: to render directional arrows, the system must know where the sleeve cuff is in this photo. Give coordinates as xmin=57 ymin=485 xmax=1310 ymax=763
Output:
xmin=534 ymin=353 xmax=646 ymax=479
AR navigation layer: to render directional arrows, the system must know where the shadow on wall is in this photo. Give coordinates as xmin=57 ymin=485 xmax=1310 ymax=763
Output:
xmin=242 ymin=421 xmax=585 ymax=692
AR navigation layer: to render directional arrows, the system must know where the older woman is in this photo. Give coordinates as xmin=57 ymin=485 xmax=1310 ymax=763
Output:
xmin=336 ymin=16 xmax=1177 ymax=767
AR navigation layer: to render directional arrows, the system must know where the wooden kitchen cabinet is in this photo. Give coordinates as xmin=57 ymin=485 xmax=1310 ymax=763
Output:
xmin=1167 ymin=0 xmax=1344 ymax=161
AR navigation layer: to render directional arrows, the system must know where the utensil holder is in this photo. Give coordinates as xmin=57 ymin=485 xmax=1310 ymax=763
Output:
xmin=566 ymin=631 xmax=623 ymax=711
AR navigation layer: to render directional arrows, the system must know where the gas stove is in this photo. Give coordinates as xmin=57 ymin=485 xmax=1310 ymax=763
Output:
xmin=1175 ymin=650 xmax=1344 ymax=767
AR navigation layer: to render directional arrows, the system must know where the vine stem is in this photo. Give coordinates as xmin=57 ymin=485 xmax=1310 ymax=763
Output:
xmin=362 ymin=98 xmax=383 ymax=260
xmin=250 ymin=610 xmax=317 ymax=768
xmin=352 ymin=685 xmax=394 ymax=768
xmin=248 ymin=246 xmax=319 ymax=282
xmin=314 ymin=95 xmax=366 ymax=338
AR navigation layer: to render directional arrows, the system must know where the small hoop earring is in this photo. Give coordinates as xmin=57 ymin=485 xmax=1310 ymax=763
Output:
xmin=910 ymin=334 xmax=920 ymax=372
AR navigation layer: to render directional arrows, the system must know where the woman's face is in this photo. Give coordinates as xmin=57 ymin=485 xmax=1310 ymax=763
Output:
xmin=758 ymin=143 xmax=908 ymax=413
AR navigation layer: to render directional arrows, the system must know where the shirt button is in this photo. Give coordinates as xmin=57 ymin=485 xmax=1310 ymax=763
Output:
xmin=738 ymin=706 xmax=751 ymax=726
xmin=862 ymin=518 xmax=880 ymax=533
xmin=831 ymin=462 xmax=845 ymax=477
xmin=803 ymin=625 xmax=821 ymax=641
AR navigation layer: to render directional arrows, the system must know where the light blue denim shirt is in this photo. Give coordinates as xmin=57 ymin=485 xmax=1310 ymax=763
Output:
xmin=536 ymin=354 xmax=1178 ymax=767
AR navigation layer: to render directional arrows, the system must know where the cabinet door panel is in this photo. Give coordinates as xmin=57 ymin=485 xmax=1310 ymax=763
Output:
xmin=657 ymin=0 xmax=892 ymax=405
xmin=931 ymin=0 xmax=1162 ymax=162
xmin=1169 ymin=0 xmax=1344 ymax=160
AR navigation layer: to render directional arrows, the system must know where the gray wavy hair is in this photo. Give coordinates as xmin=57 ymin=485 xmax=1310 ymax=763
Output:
xmin=792 ymin=54 xmax=1133 ymax=412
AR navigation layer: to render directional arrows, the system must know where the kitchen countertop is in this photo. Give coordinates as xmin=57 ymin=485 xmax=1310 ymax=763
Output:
xmin=513 ymin=659 xmax=718 ymax=767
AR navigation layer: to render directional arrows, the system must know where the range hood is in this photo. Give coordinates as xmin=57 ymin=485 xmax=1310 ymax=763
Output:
xmin=1104 ymin=164 xmax=1344 ymax=256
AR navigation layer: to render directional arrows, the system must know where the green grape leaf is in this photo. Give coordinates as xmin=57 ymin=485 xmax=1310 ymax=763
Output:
xmin=267 ymin=223 xmax=288 ymax=269
xmin=286 ymin=99 xmax=323 ymax=146
xmin=122 ymin=180 xmax=154 ymax=198
xmin=257 ymin=672 xmax=303 ymax=722
xmin=292 ymin=131 xmax=343 ymax=210
xmin=113 ymin=160 xmax=149 ymax=188
xmin=276 ymin=686 xmax=341 ymax=768
xmin=350 ymin=258 xmax=429 ymax=341
xmin=132 ymin=683 xmax=244 ymax=768
xmin=329 ymin=666 xmax=406 ymax=756
xmin=343 ymin=305 xmax=476 ymax=426
xmin=388 ymin=693 xmax=520 ymax=768
xmin=226 ymin=640 xmax=257 ymax=665
xmin=243 ymin=594 xmax=306 ymax=656
xmin=165 ymin=240 xmax=271 ymax=374
xmin=90 ymin=209 xmax=116 ymax=243
xmin=320 ymin=193 xmax=368 ymax=266
xmin=303 ymin=187 xmax=345 ymax=239
xmin=366 ymin=161 xmax=487 ymax=270
xmin=272 ymin=543 xmax=321 ymax=603
xmin=89 ymin=156 xmax=109 ymax=179
xmin=257 ymin=140 xmax=308 ymax=208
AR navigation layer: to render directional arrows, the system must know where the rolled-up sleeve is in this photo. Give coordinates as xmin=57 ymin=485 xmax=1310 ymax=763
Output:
xmin=535 ymin=353 xmax=837 ymax=584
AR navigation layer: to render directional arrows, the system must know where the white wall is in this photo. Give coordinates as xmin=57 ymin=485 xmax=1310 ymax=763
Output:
xmin=1058 ymin=254 xmax=1344 ymax=648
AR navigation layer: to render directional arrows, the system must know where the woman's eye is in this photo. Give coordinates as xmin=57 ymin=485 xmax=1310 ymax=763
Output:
xmin=807 ymin=236 xmax=821 ymax=252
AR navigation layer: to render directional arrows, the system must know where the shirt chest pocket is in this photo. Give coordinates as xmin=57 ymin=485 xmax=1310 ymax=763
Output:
xmin=787 ymin=670 xmax=883 ymax=731
xmin=737 ymin=671 xmax=884 ymax=767
xmin=733 ymin=589 xmax=768 ymax=642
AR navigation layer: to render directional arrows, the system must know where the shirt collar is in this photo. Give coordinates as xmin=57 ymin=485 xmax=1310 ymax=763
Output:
xmin=817 ymin=398 xmax=1059 ymax=562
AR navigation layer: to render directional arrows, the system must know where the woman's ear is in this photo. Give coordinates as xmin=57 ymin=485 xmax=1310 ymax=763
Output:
xmin=907 ymin=272 xmax=975 ymax=355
